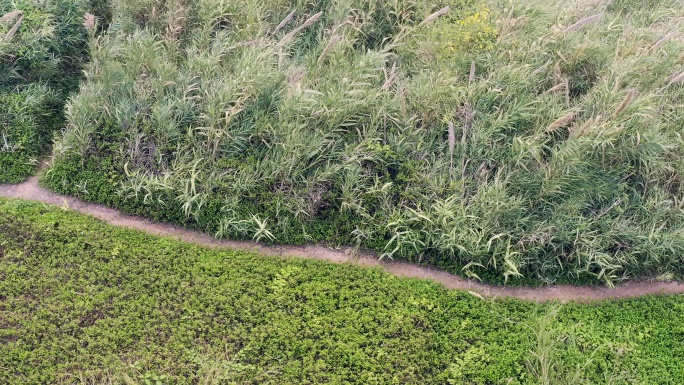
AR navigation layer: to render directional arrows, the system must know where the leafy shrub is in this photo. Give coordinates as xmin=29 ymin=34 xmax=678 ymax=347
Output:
xmin=400 ymin=3 xmax=497 ymax=69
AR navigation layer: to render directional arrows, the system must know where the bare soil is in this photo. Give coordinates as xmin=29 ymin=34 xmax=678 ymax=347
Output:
xmin=2 ymin=164 xmax=683 ymax=303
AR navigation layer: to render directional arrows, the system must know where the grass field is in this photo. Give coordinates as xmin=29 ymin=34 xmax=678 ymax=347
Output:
xmin=34 ymin=0 xmax=684 ymax=285
xmin=1 ymin=197 xmax=684 ymax=384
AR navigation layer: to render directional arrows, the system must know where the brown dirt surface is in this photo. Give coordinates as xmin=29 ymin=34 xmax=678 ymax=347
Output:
xmin=1 ymin=163 xmax=683 ymax=303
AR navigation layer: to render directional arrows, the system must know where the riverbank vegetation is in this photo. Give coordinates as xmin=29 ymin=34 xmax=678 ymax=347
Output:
xmin=37 ymin=0 xmax=684 ymax=285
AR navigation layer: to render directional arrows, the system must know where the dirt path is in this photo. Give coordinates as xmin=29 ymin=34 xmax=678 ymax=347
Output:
xmin=2 ymin=166 xmax=683 ymax=302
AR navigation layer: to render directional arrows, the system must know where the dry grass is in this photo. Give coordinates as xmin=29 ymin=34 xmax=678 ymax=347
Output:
xmin=545 ymin=112 xmax=576 ymax=132
xmin=277 ymin=11 xmax=322 ymax=47
xmin=419 ymin=6 xmax=450 ymax=26
xmin=563 ymin=13 xmax=602 ymax=32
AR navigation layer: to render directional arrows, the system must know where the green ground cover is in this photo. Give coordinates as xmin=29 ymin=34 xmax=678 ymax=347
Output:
xmin=0 ymin=0 xmax=95 ymax=183
xmin=1 ymin=197 xmax=684 ymax=384
xmin=41 ymin=0 xmax=684 ymax=285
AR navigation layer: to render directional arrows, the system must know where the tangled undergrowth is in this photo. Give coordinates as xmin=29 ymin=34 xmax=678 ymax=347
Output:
xmin=27 ymin=0 xmax=684 ymax=285
xmin=2 ymin=197 xmax=684 ymax=384
xmin=0 ymin=0 xmax=97 ymax=183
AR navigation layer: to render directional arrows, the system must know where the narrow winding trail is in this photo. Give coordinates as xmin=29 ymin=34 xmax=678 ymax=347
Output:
xmin=2 ymin=165 xmax=683 ymax=302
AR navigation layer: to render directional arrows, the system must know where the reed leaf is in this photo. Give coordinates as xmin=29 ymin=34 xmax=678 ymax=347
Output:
xmin=419 ymin=6 xmax=450 ymax=26
xmin=0 ymin=10 xmax=22 ymax=22
xmin=277 ymin=12 xmax=323 ymax=47
xmin=272 ymin=9 xmax=295 ymax=36
xmin=469 ymin=61 xmax=476 ymax=83
xmin=1 ymin=10 xmax=23 ymax=42
xmin=448 ymin=121 xmax=455 ymax=171
xmin=666 ymin=71 xmax=684 ymax=85
xmin=545 ymin=112 xmax=575 ymax=132
xmin=614 ymin=89 xmax=637 ymax=116
xmin=317 ymin=34 xmax=341 ymax=64
xmin=380 ymin=62 xmax=399 ymax=91
xmin=563 ymin=14 xmax=602 ymax=32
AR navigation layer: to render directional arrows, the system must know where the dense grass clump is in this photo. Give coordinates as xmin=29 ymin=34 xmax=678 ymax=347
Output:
xmin=43 ymin=0 xmax=684 ymax=284
xmin=0 ymin=0 xmax=94 ymax=183
xmin=1 ymin=198 xmax=684 ymax=383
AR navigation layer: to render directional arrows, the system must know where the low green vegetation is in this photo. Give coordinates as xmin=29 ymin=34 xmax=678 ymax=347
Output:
xmin=3 ymin=1 xmax=683 ymax=383
xmin=1 ymin=197 xmax=684 ymax=384
xmin=41 ymin=0 xmax=684 ymax=285
xmin=0 ymin=0 xmax=94 ymax=183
